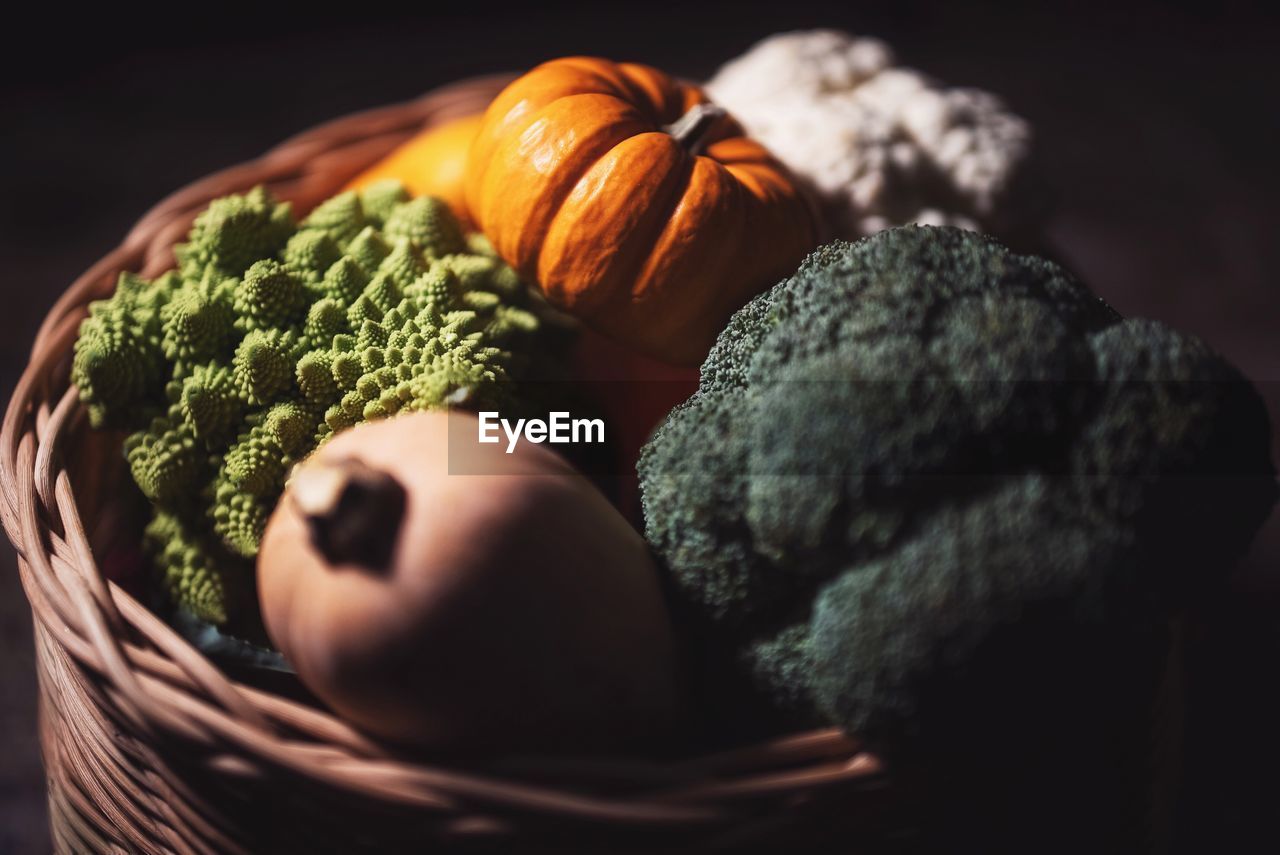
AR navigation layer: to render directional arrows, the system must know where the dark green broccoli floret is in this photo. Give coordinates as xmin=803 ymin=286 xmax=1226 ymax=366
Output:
xmin=74 ymin=183 xmax=563 ymax=624
xmin=640 ymin=227 xmax=1277 ymax=756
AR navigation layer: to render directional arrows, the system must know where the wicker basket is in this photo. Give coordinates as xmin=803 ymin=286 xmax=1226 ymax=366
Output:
xmin=1 ymin=74 xmax=1187 ymax=854
xmin=0 ymin=75 xmax=898 ymax=854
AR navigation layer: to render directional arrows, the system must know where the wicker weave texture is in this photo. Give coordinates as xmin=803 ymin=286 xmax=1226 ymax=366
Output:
xmin=0 ymin=75 xmax=889 ymax=854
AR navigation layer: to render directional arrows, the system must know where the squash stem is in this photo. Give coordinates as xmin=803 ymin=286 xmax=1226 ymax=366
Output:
xmin=663 ymin=103 xmax=728 ymax=156
xmin=289 ymin=458 xmax=406 ymax=571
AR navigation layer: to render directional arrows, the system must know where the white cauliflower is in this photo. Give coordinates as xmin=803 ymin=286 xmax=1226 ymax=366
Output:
xmin=707 ymin=30 xmax=1032 ymax=240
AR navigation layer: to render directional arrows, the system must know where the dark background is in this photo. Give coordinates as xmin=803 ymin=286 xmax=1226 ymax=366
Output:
xmin=2 ymin=1 xmax=1277 ymax=851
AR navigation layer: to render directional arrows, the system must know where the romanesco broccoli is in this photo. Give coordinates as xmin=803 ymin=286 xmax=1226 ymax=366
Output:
xmin=74 ymin=182 xmax=557 ymax=625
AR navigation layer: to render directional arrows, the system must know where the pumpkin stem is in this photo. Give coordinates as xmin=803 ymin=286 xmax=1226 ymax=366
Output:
xmin=664 ymin=103 xmax=728 ymax=156
xmin=289 ymin=458 xmax=406 ymax=571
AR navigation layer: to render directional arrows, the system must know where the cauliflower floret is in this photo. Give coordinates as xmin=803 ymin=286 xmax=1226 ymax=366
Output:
xmin=708 ymin=29 xmax=893 ymax=104
xmin=707 ymin=30 xmax=1031 ymax=240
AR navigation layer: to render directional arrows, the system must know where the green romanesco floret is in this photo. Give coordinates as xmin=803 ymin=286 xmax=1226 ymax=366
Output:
xmin=123 ymin=414 xmax=207 ymax=504
xmin=178 ymin=364 xmax=243 ymax=444
xmin=210 ymin=475 xmax=272 ymax=559
xmin=316 ymin=256 xmax=370 ymax=305
xmin=232 ymin=328 xmax=301 ymax=405
xmin=383 ymin=195 xmax=466 ymax=259
xmin=282 ymin=230 xmax=342 ymax=283
xmin=160 ymin=275 xmax=237 ymax=364
xmin=72 ymin=272 xmax=172 ymax=428
xmin=295 ymin=349 xmax=339 ymax=403
xmin=74 ymin=183 xmax=561 ymax=626
xmin=344 ymin=227 xmax=392 ymax=277
xmin=234 ymin=260 xmax=310 ymax=331
xmin=263 ymin=399 xmax=313 ymax=453
xmin=144 ymin=511 xmax=248 ymax=626
xmin=640 ymin=226 xmax=1277 ymax=761
xmin=300 ymin=190 xmax=369 ymax=248
xmin=303 ymin=298 xmax=347 ymax=345
xmin=357 ymin=179 xmax=410 ymax=226
xmin=223 ymin=419 xmax=293 ymax=497
xmin=174 ymin=186 xmax=294 ymax=281
xmin=375 ymin=240 xmax=426 ymax=293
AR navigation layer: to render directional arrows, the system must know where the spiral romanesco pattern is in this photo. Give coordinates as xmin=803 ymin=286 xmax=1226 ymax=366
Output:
xmin=73 ymin=183 xmax=553 ymax=624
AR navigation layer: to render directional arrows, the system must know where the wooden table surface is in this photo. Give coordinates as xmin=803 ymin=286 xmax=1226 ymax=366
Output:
xmin=1 ymin=4 xmax=1276 ymax=852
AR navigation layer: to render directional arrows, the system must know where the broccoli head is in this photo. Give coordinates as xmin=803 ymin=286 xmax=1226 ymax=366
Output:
xmin=640 ymin=227 xmax=1277 ymax=760
xmin=73 ymin=182 xmax=561 ymax=626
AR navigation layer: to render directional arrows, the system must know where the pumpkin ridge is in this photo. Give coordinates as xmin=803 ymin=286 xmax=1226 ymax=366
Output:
xmin=623 ymin=156 xmax=748 ymax=354
xmin=582 ymin=108 xmax=757 ymax=320
xmin=539 ymin=132 xmax=695 ymax=319
xmin=551 ymin=56 xmax=662 ymax=120
xmin=466 ymin=59 xmax=640 ymax=215
xmin=617 ymin=62 xmax=689 ymax=123
xmin=481 ymin=93 xmax=652 ymax=281
xmin=723 ymin=167 xmax=816 ymax=304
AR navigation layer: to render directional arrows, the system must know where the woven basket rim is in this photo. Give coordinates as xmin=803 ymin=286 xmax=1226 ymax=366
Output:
xmin=0 ymin=73 xmax=883 ymax=851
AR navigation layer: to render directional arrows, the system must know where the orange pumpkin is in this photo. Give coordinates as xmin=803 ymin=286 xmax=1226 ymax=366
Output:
xmin=464 ymin=57 xmax=817 ymax=365
xmin=347 ymin=113 xmax=484 ymax=230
